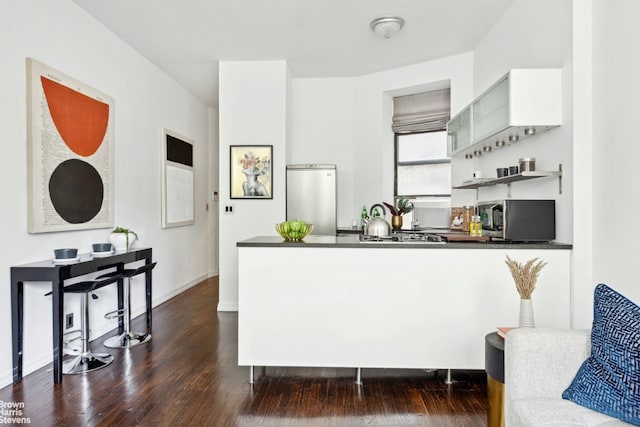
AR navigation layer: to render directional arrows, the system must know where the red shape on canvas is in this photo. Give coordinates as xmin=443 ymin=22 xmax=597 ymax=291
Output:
xmin=41 ymin=76 xmax=109 ymax=157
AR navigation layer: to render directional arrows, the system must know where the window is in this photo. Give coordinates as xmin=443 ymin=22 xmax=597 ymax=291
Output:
xmin=392 ymin=88 xmax=451 ymax=198
xmin=395 ymin=130 xmax=450 ymax=197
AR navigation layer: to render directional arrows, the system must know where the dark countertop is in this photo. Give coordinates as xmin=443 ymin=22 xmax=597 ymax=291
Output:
xmin=336 ymin=227 xmax=364 ymax=234
xmin=237 ymin=235 xmax=572 ymax=249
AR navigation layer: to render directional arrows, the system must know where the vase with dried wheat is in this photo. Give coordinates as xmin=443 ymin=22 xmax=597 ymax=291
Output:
xmin=505 ymin=255 xmax=547 ymax=328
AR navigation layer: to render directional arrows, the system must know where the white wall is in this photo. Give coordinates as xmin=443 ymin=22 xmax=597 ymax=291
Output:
xmin=218 ymin=61 xmax=289 ymax=311
xmin=471 ymin=0 xmax=573 ymax=244
xmin=216 ymin=54 xmax=473 ymax=310
xmin=289 ymin=78 xmax=356 ymax=227
xmin=472 ymin=0 xmax=640 ymax=328
xmin=591 ymin=0 xmax=640 ymax=318
xmin=0 ymin=0 xmax=217 ymax=387
xmin=354 ymin=53 xmax=474 ymax=218
xmin=208 ymin=109 xmax=220 ymax=273
xmin=290 ymin=53 xmax=474 ymax=225
xmin=216 ymin=3 xmax=629 ymax=336
xmin=219 ymin=2 xmax=640 ymax=331
xmin=571 ymin=0 xmax=595 ymax=329
xmin=469 ymin=0 xmax=583 ymax=320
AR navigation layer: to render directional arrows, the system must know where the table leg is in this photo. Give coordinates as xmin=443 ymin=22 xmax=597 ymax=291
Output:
xmin=117 ymin=278 xmax=124 ymax=331
xmin=11 ymin=279 xmax=24 ymax=383
xmin=52 ymin=281 xmax=64 ymax=384
xmin=487 ymin=375 xmax=505 ymax=427
xmin=145 ymin=266 xmax=152 ymax=330
xmin=117 ymin=263 xmax=124 ymax=331
xmin=445 ymin=368 xmax=453 ymax=384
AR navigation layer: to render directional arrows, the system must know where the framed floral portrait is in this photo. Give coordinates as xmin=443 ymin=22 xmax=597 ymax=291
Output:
xmin=230 ymin=145 xmax=272 ymax=199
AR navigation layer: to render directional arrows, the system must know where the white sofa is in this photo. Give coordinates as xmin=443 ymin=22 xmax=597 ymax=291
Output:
xmin=504 ymin=328 xmax=632 ymax=427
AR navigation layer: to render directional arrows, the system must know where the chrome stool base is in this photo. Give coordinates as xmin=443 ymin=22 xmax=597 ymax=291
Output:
xmin=63 ymin=352 xmax=114 ymax=374
xmin=99 ymin=262 xmax=156 ymax=350
xmin=45 ymin=276 xmax=123 ymax=375
xmin=104 ymin=331 xmax=151 ymax=349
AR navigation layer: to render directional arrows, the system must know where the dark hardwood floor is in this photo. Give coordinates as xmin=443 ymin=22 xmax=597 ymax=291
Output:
xmin=1 ymin=277 xmax=488 ymax=426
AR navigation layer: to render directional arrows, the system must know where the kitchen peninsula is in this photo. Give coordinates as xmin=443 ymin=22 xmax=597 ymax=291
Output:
xmin=237 ymin=235 xmax=571 ymax=379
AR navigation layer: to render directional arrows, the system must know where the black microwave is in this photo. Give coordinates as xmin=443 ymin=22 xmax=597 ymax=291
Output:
xmin=477 ymin=199 xmax=556 ymax=242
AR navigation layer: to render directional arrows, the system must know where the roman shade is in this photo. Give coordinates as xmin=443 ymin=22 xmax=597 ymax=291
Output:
xmin=392 ymin=88 xmax=451 ymax=133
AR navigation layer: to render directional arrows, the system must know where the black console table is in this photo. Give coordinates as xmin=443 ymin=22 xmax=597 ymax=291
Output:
xmin=10 ymin=247 xmax=153 ymax=384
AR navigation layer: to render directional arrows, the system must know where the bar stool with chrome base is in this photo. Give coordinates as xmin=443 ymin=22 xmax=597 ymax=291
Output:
xmin=46 ymin=275 xmax=123 ymax=374
xmin=99 ymin=262 xmax=157 ymax=348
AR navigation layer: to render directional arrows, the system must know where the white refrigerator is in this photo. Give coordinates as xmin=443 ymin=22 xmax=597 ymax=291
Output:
xmin=286 ymin=164 xmax=337 ymax=236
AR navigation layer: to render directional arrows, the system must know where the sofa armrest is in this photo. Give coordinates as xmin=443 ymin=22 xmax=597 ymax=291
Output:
xmin=505 ymin=328 xmax=590 ymax=403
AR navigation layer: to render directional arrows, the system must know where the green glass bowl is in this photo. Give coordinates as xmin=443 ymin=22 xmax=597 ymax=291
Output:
xmin=275 ymin=221 xmax=314 ymax=241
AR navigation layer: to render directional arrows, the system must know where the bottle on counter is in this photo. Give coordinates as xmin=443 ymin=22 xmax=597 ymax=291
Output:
xmin=470 ymin=215 xmax=483 ymax=236
xmin=479 ymin=209 xmax=488 ymax=236
xmin=481 ymin=209 xmax=488 ymax=228
xmin=463 ymin=206 xmax=474 ymax=234
xmin=469 ymin=215 xmax=475 ymax=236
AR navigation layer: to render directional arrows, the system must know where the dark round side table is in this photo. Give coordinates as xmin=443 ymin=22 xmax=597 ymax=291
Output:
xmin=485 ymin=332 xmax=505 ymax=427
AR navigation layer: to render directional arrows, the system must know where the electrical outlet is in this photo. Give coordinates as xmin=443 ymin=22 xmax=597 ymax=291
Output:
xmin=66 ymin=313 xmax=73 ymax=329
xmin=224 ymin=204 xmax=235 ymax=215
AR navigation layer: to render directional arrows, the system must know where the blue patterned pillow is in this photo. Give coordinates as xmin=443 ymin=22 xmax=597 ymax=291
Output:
xmin=562 ymin=284 xmax=640 ymax=425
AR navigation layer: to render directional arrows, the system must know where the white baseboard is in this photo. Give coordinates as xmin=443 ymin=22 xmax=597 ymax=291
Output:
xmin=0 ymin=351 xmax=53 ymax=389
xmin=152 ymin=273 xmax=210 ymax=307
xmin=217 ymin=301 xmax=238 ymax=312
xmin=0 ymin=374 xmax=9 ymax=389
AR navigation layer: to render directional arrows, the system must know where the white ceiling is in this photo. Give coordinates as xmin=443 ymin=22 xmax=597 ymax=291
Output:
xmin=73 ymin=0 xmax=514 ymax=109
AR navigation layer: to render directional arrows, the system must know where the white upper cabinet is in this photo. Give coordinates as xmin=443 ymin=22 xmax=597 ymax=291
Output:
xmin=472 ymin=76 xmax=509 ymax=143
xmin=447 ymin=106 xmax=471 ymax=155
xmin=448 ymin=69 xmax=562 ymax=158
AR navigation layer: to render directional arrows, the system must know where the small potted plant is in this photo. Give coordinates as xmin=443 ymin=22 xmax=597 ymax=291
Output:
xmin=383 ymin=198 xmax=414 ymax=230
xmin=109 ymin=226 xmax=138 ymax=252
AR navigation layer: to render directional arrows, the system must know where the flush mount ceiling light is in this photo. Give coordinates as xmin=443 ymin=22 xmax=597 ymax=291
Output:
xmin=370 ymin=16 xmax=405 ymax=39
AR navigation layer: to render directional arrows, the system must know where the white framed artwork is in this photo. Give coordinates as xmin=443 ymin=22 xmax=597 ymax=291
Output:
xmin=161 ymin=129 xmax=194 ymax=228
xmin=26 ymin=58 xmax=115 ymax=233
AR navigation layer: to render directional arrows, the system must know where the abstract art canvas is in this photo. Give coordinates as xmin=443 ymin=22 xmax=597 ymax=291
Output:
xmin=26 ymin=58 xmax=114 ymax=233
xmin=161 ymin=128 xmax=194 ymax=228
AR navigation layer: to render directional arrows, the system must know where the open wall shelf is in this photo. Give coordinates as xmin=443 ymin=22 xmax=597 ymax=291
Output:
xmin=453 ymin=165 xmax=563 ymax=197
xmin=454 ymin=170 xmax=561 ymax=189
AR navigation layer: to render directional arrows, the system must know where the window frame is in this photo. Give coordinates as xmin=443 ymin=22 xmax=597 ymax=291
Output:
xmin=393 ymin=129 xmax=451 ymax=198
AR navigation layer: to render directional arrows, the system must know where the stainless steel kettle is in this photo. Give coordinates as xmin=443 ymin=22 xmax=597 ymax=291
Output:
xmin=364 ymin=203 xmax=391 ymax=237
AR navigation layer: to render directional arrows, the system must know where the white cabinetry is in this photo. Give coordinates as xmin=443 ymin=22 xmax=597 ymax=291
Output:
xmin=447 ymin=106 xmax=471 ymax=155
xmin=448 ymin=69 xmax=562 ymax=158
xmin=238 ymin=245 xmax=571 ymax=371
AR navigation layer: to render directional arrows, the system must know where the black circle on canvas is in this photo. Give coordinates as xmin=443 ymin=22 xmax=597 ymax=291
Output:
xmin=49 ymin=159 xmax=104 ymax=224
